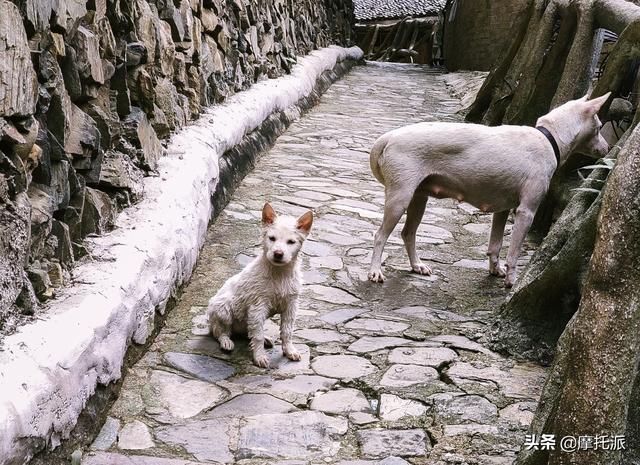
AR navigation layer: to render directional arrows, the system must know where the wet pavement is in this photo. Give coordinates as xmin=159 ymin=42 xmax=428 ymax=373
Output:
xmin=81 ymin=62 xmax=546 ymax=465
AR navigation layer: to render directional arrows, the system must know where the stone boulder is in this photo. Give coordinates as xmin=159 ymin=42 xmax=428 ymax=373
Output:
xmin=66 ymin=104 xmax=102 ymax=177
xmin=81 ymin=186 xmax=114 ymax=236
xmin=0 ymin=1 xmax=39 ymax=117
xmin=99 ymin=151 xmax=144 ymax=201
xmin=70 ymin=25 xmax=105 ymax=85
xmin=121 ymin=107 xmax=163 ymax=171
xmin=27 ymin=185 xmax=54 ymax=257
xmin=50 ymin=219 xmax=74 ymax=265
xmin=0 ymin=183 xmax=32 ymax=325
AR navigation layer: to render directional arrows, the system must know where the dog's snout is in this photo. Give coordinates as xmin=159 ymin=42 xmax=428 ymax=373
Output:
xmin=273 ymin=250 xmax=284 ymax=261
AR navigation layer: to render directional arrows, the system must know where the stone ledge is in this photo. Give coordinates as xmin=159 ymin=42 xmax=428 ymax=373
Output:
xmin=0 ymin=45 xmax=363 ymax=465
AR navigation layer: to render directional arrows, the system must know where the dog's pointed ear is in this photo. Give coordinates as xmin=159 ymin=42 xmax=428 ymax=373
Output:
xmin=296 ymin=210 xmax=313 ymax=235
xmin=262 ymin=202 xmax=276 ymax=226
xmin=585 ymin=92 xmax=611 ymax=114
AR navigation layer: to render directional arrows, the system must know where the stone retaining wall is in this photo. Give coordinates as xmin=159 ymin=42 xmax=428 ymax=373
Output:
xmin=0 ymin=0 xmax=354 ymax=332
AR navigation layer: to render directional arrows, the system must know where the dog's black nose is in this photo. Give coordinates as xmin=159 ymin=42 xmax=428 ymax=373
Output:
xmin=273 ymin=251 xmax=284 ymax=261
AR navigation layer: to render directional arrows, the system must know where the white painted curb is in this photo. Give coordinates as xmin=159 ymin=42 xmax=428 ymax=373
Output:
xmin=0 ymin=45 xmax=363 ymax=463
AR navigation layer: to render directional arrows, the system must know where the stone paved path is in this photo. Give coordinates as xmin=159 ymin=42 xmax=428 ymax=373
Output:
xmin=82 ymin=63 xmax=547 ymax=465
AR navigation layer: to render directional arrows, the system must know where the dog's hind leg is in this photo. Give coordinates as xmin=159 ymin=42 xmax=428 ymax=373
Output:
xmin=369 ymin=188 xmax=414 ymax=283
xmin=401 ymin=192 xmax=432 ymax=276
xmin=505 ymin=204 xmax=536 ymax=288
xmin=487 ymin=210 xmax=509 ymax=277
xmin=208 ymin=301 xmax=235 ymax=351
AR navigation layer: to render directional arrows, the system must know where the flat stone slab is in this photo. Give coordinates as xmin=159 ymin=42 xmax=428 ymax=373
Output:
xmin=320 ymin=307 xmax=368 ymax=325
xmin=388 ymin=347 xmax=457 ymax=368
xmin=311 ymin=354 xmax=377 ymax=379
xmin=303 ymin=268 xmax=329 ymax=284
xmin=452 ymin=258 xmax=487 ymax=270
xmin=310 ymin=388 xmax=372 ymax=414
xmin=156 ymin=418 xmax=236 ymax=463
xmin=430 ymin=334 xmax=497 ymax=355
xmin=380 ymin=364 xmax=440 ymax=387
xmin=164 ymin=352 xmax=235 ymax=382
xmin=378 ymin=394 xmax=427 ymax=421
xmin=499 ymin=401 xmax=536 ymax=427
xmin=295 ymin=328 xmax=353 ymax=344
xmin=267 ymin=344 xmax=311 ymax=374
xmin=394 ymin=306 xmax=472 ymax=322
xmin=147 ymin=370 xmax=227 ymax=420
xmin=237 ymin=411 xmax=348 ymax=459
xmin=321 ymin=232 xmax=365 ymax=246
xmin=348 ymin=336 xmax=409 ymax=353
xmin=309 ymin=255 xmax=344 ymax=270
xmin=233 ymin=374 xmax=337 ymax=397
xmin=357 ymin=429 xmax=428 ymax=458
xmin=416 ymin=224 xmax=453 ymax=240
xmin=117 ymin=420 xmax=154 ymax=450
xmin=432 ymin=393 xmax=498 ymax=424
xmin=83 ymin=452 xmax=202 ymax=465
xmin=336 ymin=459 xmax=411 ymax=465
xmin=446 ymin=362 xmax=545 ymax=399
xmin=463 ymin=222 xmax=491 ymax=234
xmin=91 ymin=417 xmax=120 ymax=451
xmin=443 ymin=424 xmax=499 ymax=436
xmin=205 ymin=393 xmax=297 ymax=418
xmin=307 ymin=284 xmax=360 ymax=304
xmin=350 ymin=411 xmax=379 ymax=425
xmin=344 ymin=318 xmax=410 ymax=333
xmin=302 ymin=240 xmax=335 ymax=257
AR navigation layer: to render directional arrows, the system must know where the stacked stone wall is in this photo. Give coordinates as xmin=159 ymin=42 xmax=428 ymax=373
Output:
xmin=0 ymin=0 xmax=354 ymax=331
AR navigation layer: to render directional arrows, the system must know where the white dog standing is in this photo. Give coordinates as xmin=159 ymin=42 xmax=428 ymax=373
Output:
xmin=207 ymin=202 xmax=313 ymax=368
xmin=368 ymin=93 xmax=611 ymax=287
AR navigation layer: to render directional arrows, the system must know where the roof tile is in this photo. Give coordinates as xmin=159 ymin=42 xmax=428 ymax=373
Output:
xmin=354 ymin=0 xmax=446 ymax=21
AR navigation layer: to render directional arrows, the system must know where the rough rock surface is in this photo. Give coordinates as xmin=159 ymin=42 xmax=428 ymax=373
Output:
xmin=76 ymin=64 xmax=546 ymax=465
xmin=0 ymin=0 xmax=355 ymax=332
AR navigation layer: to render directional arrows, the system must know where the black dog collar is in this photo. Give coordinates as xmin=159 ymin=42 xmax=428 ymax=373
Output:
xmin=536 ymin=126 xmax=561 ymax=165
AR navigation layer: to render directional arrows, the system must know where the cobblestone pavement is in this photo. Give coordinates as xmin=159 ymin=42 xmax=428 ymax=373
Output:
xmin=82 ymin=63 xmax=547 ymax=465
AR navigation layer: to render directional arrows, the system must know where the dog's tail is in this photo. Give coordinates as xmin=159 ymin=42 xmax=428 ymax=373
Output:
xmin=369 ymin=135 xmax=387 ymax=185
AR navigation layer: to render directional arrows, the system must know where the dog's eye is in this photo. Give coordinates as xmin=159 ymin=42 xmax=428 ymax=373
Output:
xmin=287 ymin=239 xmax=296 ymax=245
xmin=269 ymin=236 xmax=276 ymax=241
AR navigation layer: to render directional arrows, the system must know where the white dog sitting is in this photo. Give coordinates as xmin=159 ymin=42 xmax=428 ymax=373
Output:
xmin=207 ymin=202 xmax=313 ymax=368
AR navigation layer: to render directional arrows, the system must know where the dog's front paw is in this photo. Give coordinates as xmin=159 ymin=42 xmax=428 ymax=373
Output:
xmin=253 ymin=352 xmax=270 ymax=368
xmin=489 ymin=263 xmax=507 ymax=278
xmin=283 ymin=345 xmax=301 ymax=361
xmin=218 ymin=336 xmax=235 ymax=351
xmin=504 ymin=268 xmax=517 ymax=288
xmin=412 ymin=263 xmax=432 ymax=276
xmin=368 ymin=269 xmax=385 ymax=283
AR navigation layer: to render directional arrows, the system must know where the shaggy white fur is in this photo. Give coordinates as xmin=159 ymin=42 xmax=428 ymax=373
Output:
xmin=208 ymin=203 xmax=313 ymax=368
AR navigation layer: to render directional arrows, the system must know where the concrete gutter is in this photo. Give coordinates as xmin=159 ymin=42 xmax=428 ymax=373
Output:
xmin=0 ymin=45 xmax=363 ymax=465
